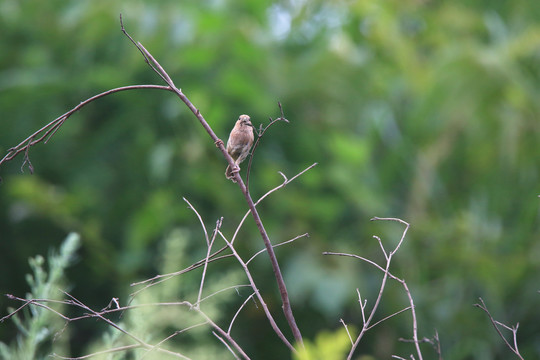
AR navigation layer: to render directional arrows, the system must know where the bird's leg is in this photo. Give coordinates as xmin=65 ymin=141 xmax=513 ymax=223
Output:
xmin=214 ymin=138 xmax=224 ymax=147
xmin=231 ymin=164 xmax=241 ymax=174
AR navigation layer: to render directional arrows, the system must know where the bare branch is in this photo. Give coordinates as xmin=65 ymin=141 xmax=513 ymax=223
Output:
xmin=228 ymin=293 xmax=256 ymax=334
xmin=367 ymin=306 xmax=413 ymax=331
xmin=213 ymin=331 xmax=242 ymax=360
xmin=400 ymin=331 xmax=443 ymax=360
xmin=0 ymin=85 xmax=171 ymax=172
xmin=191 ymin=306 xmax=251 ymax=360
xmin=140 ymin=322 xmax=209 ymax=360
xmin=219 ymin=232 xmax=295 ymax=352
xmin=356 ymin=289 xmax=367 ymax=326
xmin=194 ymin=285 xmax=251 ymax=307
xmin=245 ymin=102 xmax=291 ymax=188
xmin=325 ymin=217 xmax=422 ymax=360
xmin=340 ymin=319 xmax=354 ymax=345
xmin=192 ymin=209 xmax=221 ymax=308
xmin=322 ymin=252 xmax=397 ymax=280
xmin=474 ymin=297 xmax=524 ymax=359
xmin=246 ymin=233 xmax=309 ymax=265
xmin=183 ymin=197 xmax=210 ymax=246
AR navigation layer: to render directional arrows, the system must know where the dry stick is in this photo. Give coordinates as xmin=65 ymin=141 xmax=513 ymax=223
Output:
xmin=228 ymin=293 xmax=256 ymax=334
xmin=213 ymin=332 xmax=242 ymax=360
xmin=184 ymin=197 xmax=210 ymax=245
xmin=321 ymin=251 xmax=395 ymax=358
xmin=474 ymin=297 xmax=524 ymax=360
xmin=195 ymin=284 xmax=251 ymax=306
xmin=120 ymin=18 xmax=304 ymax=347
xmin=196 ymin=223 xmax=219 ymax=308
xmin=433 ymin=330 xmax=443 ymax=360
xmin=140 ymin=322 xmax=210 ymax=360
xmin=1 ymin=296 xmax=69 ymax=323
xmin=193 ymin=307 xmax=251 ymax=360
xmin=246 ymin=233 xmax=309 ymax=265
xmin=368 ymin=306 xmax=413 ymax=331
xmin=183 ymin=197 xmax=222 ymax=308
xmin=340 ymin=318 xmax=354 ymax=345
xmin=399 ymin=332 xmax=443 ymax=360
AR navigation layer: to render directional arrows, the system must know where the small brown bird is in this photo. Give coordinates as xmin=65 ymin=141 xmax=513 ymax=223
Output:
xmin=225 ymin=114 xmax=254 ymax=182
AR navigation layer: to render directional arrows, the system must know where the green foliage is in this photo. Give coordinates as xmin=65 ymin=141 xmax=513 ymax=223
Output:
xmin=1 ymin=0 xmax=540 ymax=359
xmin=0 ymin=233 xmax=80 ymax=360
xmin=294 ymin=327 xmax=356 ymax=360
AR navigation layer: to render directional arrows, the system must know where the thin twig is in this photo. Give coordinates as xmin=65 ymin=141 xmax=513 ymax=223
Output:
xmin=195 ymin=212 xmax=221 ymax=308
xmin=194 ymin=285 xmax=251 ymax=307
xmin=367 ymin=306 xmax=413 ymax=330
xmin=474 ymin=297 xmax=524 ymax=360
xmin=140 ymin=322 xmax=209 ymax=360
xmin=192 ymin=307 xmax=251 ymax=360
xmin=340 ymin=319 xmax=354 ymax=345
xmin=246 ymin=233 xmax=309 ymax=265
xmin=213 ymin=331 xmax=241 ymax=360
xmin=228 ymin=293 xmax=256 ymax=334
xmin=184 ymin=197 xmax=210 ymax=246
xmin=356 ymin=289 xmax=367 ymax=325
xmin=245 ymin=102 xmax=290 ymax=189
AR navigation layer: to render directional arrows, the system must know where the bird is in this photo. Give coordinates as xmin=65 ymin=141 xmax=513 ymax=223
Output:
xmin=225 ymin=114 xmax=254 ymax=182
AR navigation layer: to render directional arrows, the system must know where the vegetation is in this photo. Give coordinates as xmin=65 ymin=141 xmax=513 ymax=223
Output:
xmin=1 ymin=0 xmax=539 ymax=359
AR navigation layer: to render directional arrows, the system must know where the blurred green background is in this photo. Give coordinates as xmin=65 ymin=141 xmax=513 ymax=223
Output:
xmin=1 ymin=0 xmax=539 ymax=359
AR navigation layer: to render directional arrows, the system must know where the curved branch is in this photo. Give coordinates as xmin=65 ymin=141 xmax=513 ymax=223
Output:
xmin=0 ymin=84 xmax=171 ymax=172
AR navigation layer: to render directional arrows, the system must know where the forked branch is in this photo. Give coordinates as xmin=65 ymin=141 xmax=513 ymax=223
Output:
xmin=474 ymin=297 xmax=524 ymax=360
